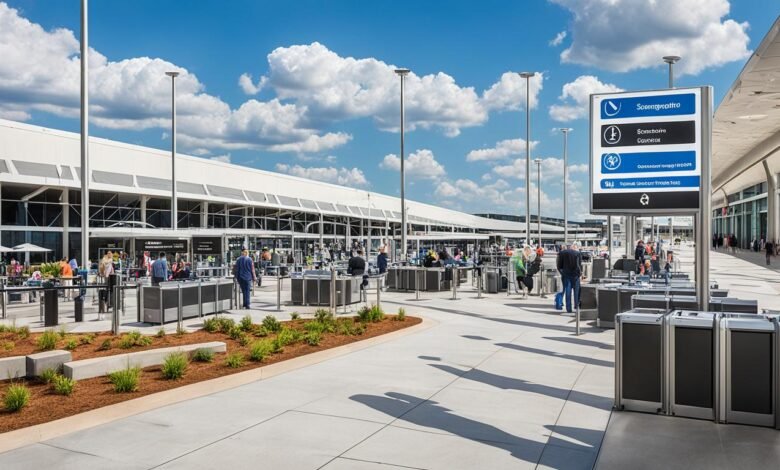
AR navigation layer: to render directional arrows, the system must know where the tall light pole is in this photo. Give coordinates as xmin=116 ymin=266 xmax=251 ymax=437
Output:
xmin=394 ymin=68 xmax=410 ymax=260
xmin=557 ymin=128 xmax=573 ymax=244
xmin=80 ymin=0 xmax=89 ymax=268
xmin=534 ymin=158 xmax=542 ymax=246
xmin=519 ymin=72 xmax=535 ymax=246
xmin=165 ymin=71 xmax=179 ymax=231
xmin=663 ymin=56 xmax=681 ymax=242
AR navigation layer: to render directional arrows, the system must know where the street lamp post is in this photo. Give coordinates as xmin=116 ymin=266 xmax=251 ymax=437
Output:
xmin=80 ymin=0 xmax=89 ymax=268
xmin=165 ymin=71 xmax=179 ymax=231
xmin=557 ymin=128 xmax=573 ymax=245
xmin=394 ymin=68 xmax=410 ymax=261
xmin=534 ymin=158 xmax=542 ymax=246
xmin=519 ymin=72 xmax=535 ymax=246
xmin=663 ymin=56 xmax=681 ymax=243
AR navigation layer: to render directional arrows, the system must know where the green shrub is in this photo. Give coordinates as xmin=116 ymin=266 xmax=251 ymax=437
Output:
xmin=396 ymin=308 xmax=406 ymax=321
xmin=57 ymin=325 xmax=68 ymax=339
xmin=357 ymin=305 xmax=384 ymax=323
xmin=64 ymin=337 xmax=78 ymax=351
xmin=227 ymin=326 xmax=243 ymax=341
xmin=156 ymin=328 xmax=166 ymax=338
xmin=3 ymin=384 xmax=30 ymax=412
xmin=224 ymin=352 xmax=245 ymax=368
xmin=290 ymin=312 xmax=300 ymax=320
xmin=175 ymin=325 xmax=187 ymax=337
xmin=262 ymin=315 xmax=281 ymax=333
xmin=249 ymin=340 xmax=273 ymax=362
xmin=216 ymin=317 xmax=236 ymax=333
xmin=253 ymin=326 xmax=269 ymax=337
xmin=39 ymin=368 xmax=59 ymax=384
xmin=304 ymin=321 xmax=326 ymax=334
xmin=314 ymin=308 xmax=334 ymax=325
xmin=109 ymin=367 xmax=141 ymax=392
xmin=353 ymin=323 xmax=366 ymax=335
xmin=98 ymin=338 xmax=112 ymax=351
xmin=0 ymin=324 xmax=5 ymax=333
xmin=238 ymin=333 xmax=251 ymax=347
xmin=37 ymin=330 xmax=59 ymax=351
xmin=16 ymin=325 xmax=30 ymax=339
xmin=2 ymin=340 xmax=14 ymax=351
xmin=276 ymin=327 xmax=302 ymax=347
xmin=203 ymin=317 xmax=219 ymax=333
xmin=79 ymin=333 xmax=96 ymax=345
xmin=305 ymin=330 xmax=322 ymax=346
xmin=119 ymin=331 xmax=152 ymax=349
xmin=336 ymin=319 xmax=355 ymax=336
xmin=161 ymin=352 xmax=188 ymax=380
xmin=239 ymin=314 xmax=254 ymax=332
xmin=52 ymin=375 xmax=76 ymax=396
xmin=192 ymin=348 xmax=214 ymax=362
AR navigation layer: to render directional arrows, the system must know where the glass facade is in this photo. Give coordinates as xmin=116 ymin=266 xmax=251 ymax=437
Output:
xmin=712 ymin=183 xmax=768 ymax=248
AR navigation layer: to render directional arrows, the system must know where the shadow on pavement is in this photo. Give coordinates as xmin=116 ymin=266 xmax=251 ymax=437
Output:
xmin=495 ymin=342 xmax=614 ymax=368
xmin=350 ymin=391 xmax=595 ymax=464
xmin=543 ymin=336 xmax=614 ymax=350
xmin=429 ymin=363 xmax=611 ymax=410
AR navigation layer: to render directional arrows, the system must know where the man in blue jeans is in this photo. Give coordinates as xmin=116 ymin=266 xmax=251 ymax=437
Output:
xmin=233 ymin=248 xmax=256 ymax=309
xmin=556 ymin=243 xmax=582 ymax=313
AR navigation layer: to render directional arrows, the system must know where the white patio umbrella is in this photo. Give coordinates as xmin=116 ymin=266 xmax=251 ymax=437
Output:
xmin=0 ymin=245 xmax=14 ymax=253
xmin=12 ymin=243 xmax=53 ymax=264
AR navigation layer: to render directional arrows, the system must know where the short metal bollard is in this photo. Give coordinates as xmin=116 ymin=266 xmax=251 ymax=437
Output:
xmin=452 ymin=267 xmax=458 ymax=300
xmin=177 ymin=283 xmax=184 ymax=332
xmin=112 ymin=283 xmax=120 ymax=335
xmin=276 ymin=272 xmax=282 ymax=312
xmin=477 ymin=268 xmax=483 ymax=299
xmin=575 ymin=303 xmax=581 ymax=336
xmin=376 ymin=276 xmax=381 ymax=310
xmin=415 ymin=268 xmax=420 ymax=301
xmin=330 ymin=269 xmax=337 ymax=314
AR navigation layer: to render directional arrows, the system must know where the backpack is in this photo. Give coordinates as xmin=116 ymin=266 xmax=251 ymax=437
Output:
xmin=527 ymin=258 xmax=542 ymax=276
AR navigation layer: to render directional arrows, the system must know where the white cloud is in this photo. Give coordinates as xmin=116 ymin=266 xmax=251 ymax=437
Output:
xmin=260 ymin=43 xmax=542 ymax=137
xmin=275 ymin=163 xmax=369 ymax=187
xmin=434 ymin=181 xmax=459 ymax=198
xmin=549 ymin=31 xmax=567 ymax=47
xmin=209 ymin=154 xmax=231 ymax=163
xmin=551 ymin=0 xmax=751 ymax=75
xmin=466 ymin=138 xmax=539 ymax=162
xmin=380 ymin=148 xmax=445 ymax=179
xmin=0 ymin=3 xmax=348 ymax=155
xmin=549 ymin=75 xmax=623 ymax=122
xmin=482 ymin=72 xmax=543 ymax=111
xmin=238 ymin=73 xmax=267 ymax=95
xmin=493 ymin=157 xmax=588 ymax=180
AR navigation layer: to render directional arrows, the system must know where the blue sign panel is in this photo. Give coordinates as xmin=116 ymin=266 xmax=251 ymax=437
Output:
xmin=600 ymin=176 xmax=700 ymax=190
xmin=601 ymin=151 xmax=696 ymax=174
xmin=600 ymin=93 xmax=696 ymax=120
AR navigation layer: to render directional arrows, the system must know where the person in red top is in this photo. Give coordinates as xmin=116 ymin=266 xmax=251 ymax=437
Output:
xmin=60 ymin=257 xmax=74 ymax=300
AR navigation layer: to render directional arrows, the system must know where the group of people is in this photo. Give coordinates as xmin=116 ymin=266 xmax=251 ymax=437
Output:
xmin=633 ymin=239 xmax=678 ymax=283
xmin=712 ymin=233 xmax=738 ymax=252
xmin=509 ymin=246 xmax=544 ymax=297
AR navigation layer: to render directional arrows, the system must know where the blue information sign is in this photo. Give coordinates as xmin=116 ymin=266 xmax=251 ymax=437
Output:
xmin=601 ymin=151 xmax=696 ymax=174
xmin=600 ymin=176 xmax=700 ymax=190
xmin=600 ymin=93 xmax=696 ymax=120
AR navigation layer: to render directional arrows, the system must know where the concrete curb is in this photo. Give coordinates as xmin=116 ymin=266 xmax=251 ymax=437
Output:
xmin=0 ymin=316 xmax=435 ymax=454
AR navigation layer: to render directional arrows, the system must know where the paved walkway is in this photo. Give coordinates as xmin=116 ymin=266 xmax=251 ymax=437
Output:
xmin=0 ymin=279 xmax=614 ymax=470
xmin=1 ymin=246 xmax=778 ymax=469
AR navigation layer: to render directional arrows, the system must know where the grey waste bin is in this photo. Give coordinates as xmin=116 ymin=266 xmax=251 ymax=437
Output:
xmin=718 ymin=298 xmax=758 ymax=314
xmin=631 ymin=294 xmax=670 ymax=311
xmin=486 ymin=269 xmax=500 ymax=294
xmin=669 ymin=311 xmax=718 ymax=420
xmin=615 ymin=309 xmax=668 ymax=413
xmin=718 ymin=313 xmax=779 ymax=427
xmin=43 ymin=287 xmax=58 ymax=327
xmin=592 ymin=258 xmax=607 ymax=280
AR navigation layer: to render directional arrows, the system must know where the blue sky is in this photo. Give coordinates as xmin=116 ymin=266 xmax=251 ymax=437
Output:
xmin=0 ymin=0 xmax=776 ymax=219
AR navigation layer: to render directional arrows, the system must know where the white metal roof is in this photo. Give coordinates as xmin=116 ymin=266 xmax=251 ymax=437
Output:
xmin=711 ymin=16 xmax=780 ymax=207
xmin=0 ymin=118 xmax=540 ymax=233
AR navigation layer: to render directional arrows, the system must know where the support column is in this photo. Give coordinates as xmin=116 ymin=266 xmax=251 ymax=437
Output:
xmin=224 ymin=204 xmax=228 ymax=229
xmin=319 ymin=213 xmax=324 ymax=250
xmin=140 ymin=196 xmax=149 ymax=227
xmin=200 ymin=201 xmax=207 ymax=228
xmin=763 ymin=160 xmax=779 ymax=244
xmin=62 ymin=188 xmax=69 ymax=258
xmin=243 ymin=207 xmax=248 ymax=230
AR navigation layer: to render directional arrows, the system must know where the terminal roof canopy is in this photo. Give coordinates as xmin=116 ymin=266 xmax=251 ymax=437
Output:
xmin=712 ymin=16 xmax=780 ymax=205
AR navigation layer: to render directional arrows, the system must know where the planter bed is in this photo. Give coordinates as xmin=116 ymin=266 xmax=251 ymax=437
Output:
xmin=0 ymin=313 xmax=420 ymax=433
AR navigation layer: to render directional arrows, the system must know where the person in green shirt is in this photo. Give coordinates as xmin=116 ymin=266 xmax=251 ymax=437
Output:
xmin=510 ymin=250 xmax=527 ymax=297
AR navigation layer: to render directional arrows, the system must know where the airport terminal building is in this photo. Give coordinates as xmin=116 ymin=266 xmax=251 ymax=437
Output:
xmin=711 ymin=18 xmax=780 ymax=248
xmin=0 ymin=119 xmax=600 ymax=264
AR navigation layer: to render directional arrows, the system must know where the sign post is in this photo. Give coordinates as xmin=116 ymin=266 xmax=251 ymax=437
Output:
xmin=590 ymin=87 xmax=712 ymax=309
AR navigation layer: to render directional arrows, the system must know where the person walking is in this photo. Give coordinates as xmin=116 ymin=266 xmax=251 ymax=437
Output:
xmin=557 ymin=243 xmax=582 ymax=314
xmin=233 ymin=248 xmax=256 ymax=309
xmin=510 ymin=249 xmax=528 ymax=297
xmin=766 ymin=240 xmax=774 ymax=266
xmin=151 ymin=252 xmax=169 ymax=286
xmin=634 ymin=240 xmax=646 ymax=271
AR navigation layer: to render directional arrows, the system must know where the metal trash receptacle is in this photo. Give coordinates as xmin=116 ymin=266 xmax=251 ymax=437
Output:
xmin=631 ymin=294 xmax=670 ymax=311
xmin=669 ymin=310 xmax=718 ymax=420
xmin=615 ymin=309 xmax=668 ymax=413
xmin=718 ymin=313 xmax=779 ymax=427
xmin=592 ymin=258 xmax=607 ymax=280
xmin=719 ymin=298 xmax=758 ymax=314
xmin=43 ymin=287 xmax=58 ymax=327
xmin=486 ymin=269 xmax=500 ymax=294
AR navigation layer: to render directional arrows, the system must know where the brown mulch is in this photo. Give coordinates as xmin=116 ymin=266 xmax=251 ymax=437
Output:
xmin=0 ymin=315 xmax=420 ymax=434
